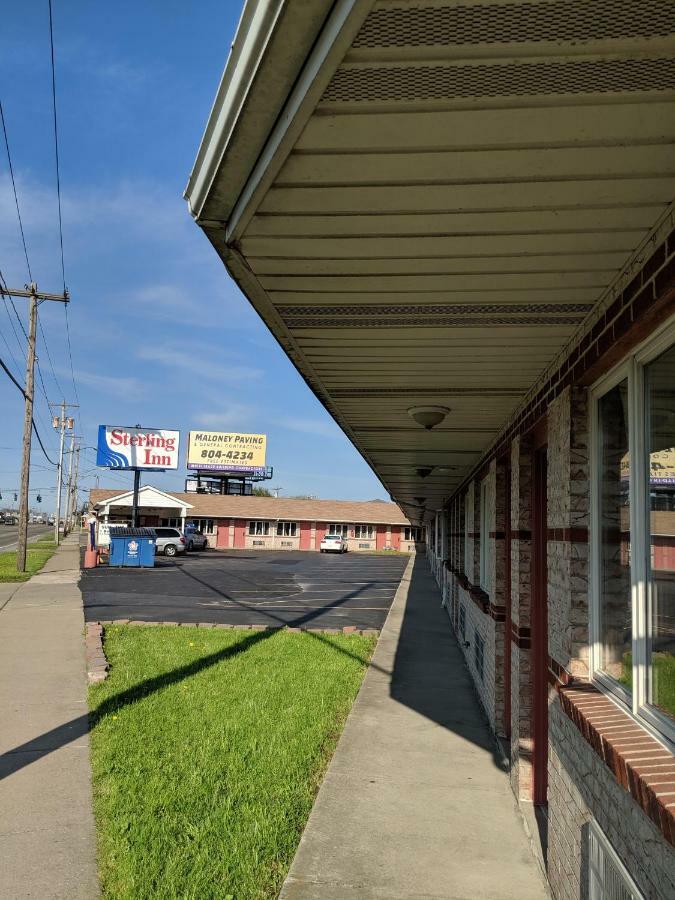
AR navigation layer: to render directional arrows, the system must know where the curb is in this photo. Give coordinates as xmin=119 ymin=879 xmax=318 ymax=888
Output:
xmin=86 ymin=621 xmax=380 ymax=684
xmin=85 ymin=621 xmax=109 ymax=684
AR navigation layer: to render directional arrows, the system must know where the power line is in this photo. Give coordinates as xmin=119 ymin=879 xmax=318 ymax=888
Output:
xmin=47 ymin=2 xmax=79 ymax=408
xmin=0 ymin=100 xmax=33 ymax=281
xmin=0 ymin=350 xmax=57 ymax=467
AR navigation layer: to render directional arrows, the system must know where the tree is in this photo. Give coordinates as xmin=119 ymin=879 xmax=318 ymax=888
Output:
xmin=252 ymin=487 xmax=273 ymax=497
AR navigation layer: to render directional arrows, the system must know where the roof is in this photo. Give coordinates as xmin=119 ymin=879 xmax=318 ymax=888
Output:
xmin=88 ymin=488 xmax=412 ymax=526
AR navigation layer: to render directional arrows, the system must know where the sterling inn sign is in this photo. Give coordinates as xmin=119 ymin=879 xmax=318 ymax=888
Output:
xmin=96 ymin=425 xmax=180 ymax=471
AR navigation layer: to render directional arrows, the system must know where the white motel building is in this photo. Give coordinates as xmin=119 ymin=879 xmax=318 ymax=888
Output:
xmin=180 ymin=2 xmax=675 ymax=897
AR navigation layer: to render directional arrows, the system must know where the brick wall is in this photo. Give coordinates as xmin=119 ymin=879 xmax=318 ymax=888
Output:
xmin=548 ymin=699 xmax=675 ymax=900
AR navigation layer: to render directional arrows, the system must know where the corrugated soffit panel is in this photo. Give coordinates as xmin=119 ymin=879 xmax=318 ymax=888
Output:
xmin=235 ymin=0 xmax=675 ymax=518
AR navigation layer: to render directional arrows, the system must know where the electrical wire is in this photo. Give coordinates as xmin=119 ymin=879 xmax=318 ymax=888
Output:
xmin=47 ymin=1 xmax=79 ymax=410
xmin=0 ymin=351 xmax=57 ymax=467
xmin=0 ymin=99 xmax=33 ymax=282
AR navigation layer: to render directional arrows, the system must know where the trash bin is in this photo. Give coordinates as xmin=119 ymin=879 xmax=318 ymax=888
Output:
xmin=108 ymin=527 xmax=156 ymax=568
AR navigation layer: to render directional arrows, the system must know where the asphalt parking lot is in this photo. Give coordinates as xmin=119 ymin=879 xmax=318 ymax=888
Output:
xmin=81 ymin=549 xmax=410 ymax=630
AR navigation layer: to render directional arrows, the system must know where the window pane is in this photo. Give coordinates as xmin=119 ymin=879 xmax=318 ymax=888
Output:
xmin=598 ymin=380 xmax=632 ymax=687
xmin=645 ymin=343 xmax=675 ymax=724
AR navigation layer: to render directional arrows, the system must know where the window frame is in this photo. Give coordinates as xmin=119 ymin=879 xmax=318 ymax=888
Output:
xmin=354 ymin=524 xmax=374 ymax=539
xmin=326 ymin=523 xmax=349 ymax=538
xmin=276 ymin=521 xmax=297 ymax=537
xmin=589 ymin=315 xmax=675 ymax=748
xmin=249 ymin=520 xmax=270 ymax=536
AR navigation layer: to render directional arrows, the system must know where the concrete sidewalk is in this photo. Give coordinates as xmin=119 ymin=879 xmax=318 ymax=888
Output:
xmin=280 ymin=555 xmax=549 ymax=899
xmin=0 ymin=535 xmax=99 ymax=899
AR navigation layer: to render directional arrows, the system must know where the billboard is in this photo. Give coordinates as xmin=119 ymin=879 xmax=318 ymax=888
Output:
xmin=621 ymin=448 xmax=675 ymax=486
xmin=96 ymin=425 xmax=180 ymax=470
xmin=187 ymin=431 xmax=267 ymax=473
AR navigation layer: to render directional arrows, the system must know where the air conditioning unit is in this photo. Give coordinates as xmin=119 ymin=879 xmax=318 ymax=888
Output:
xmin=588 ymin=820 xmax=644 ymax=900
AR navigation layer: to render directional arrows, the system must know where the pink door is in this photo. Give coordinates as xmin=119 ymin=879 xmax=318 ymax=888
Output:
xmin=233 ymin=518 xmax=246 ymax=549
xmin=376 ymin=525 xmax=387 ymax=550
xmin=299 ymin=522 xmax=311 ymax=551
xmin=390 ymin=526 xmax=401 ymax=551
xmin=217 ymin=520 xmax=230 ymax=548
xmin=315 ymin=524 xmax=326 ymax=550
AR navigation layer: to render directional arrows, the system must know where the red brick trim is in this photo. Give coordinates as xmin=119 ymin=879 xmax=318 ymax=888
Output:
xmin=548 ymin=655 xmax=574 ymax=687
xmin=489 ymin=603 xmax=506 ymax=623
xmin=547 ymin=527 xmax=589 ymax=543
xmin=512 ymin=529 xmax=532 ymax=541
xmin=447 ymin=566 xmax=491 ymax=614
xmin=511 ymin=624 xmax=531 ymax=649
xmin=558 ymin=681 xmax=675 ymax=847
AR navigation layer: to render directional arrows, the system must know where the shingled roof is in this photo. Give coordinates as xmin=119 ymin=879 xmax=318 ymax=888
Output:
xmin=88 ymin=488 xmax=412 ymax=526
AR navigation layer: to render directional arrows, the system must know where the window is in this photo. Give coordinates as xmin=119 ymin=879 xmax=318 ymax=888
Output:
xmin=464 ymin=491 xmax=472 ymax=578
xmin=276 ymin=521 xmax=297 ymax=537
xmin=404 ymin=526 xmax=423 ymax=542
xmin=354 ymin=524 xmax=374 ymax=539
xmin=326 ymin=523 xmax=349 ymax=537
xmin=587 ymin=820 xmax=644 ymax=900
xmin=160 ymin=517 xmax=181 ymax=528
xmin=459 ymin=604 xmax=466 ymax=641
xmin=191 ymin=518 xmax=215 ymax=535
xmin=591 ymin=318 xmax=675 ymax=742
xmin=474 ymin=631 xmax=485 ymax=682
xmin=479 ymin=479 xmax=489 ymax=592
xmin=249 ymin=521 xmax=269 ymax=536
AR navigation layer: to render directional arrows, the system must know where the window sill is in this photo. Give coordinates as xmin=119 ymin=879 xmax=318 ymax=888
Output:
xmin=558 ymin=681 xmax=675 ymax=848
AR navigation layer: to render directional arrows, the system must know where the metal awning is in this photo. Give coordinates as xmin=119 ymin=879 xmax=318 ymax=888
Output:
xmin=185 ymin=0 xmax=675 ymax=521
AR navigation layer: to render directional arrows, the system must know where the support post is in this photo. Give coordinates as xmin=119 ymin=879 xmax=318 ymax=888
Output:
xmin=16 ymin=287 xmax=38 ymax=572
xmin=54 ymin=404 xmax=67 ymax=545
xmin=132 ymin=469 xmax=141 ymax=527
xmin=64 ymin=430 xmax=75 ymax=535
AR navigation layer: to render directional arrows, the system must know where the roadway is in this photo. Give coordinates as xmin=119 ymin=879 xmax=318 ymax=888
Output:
xmin=0 ymin=524 xmax=52 ymax=553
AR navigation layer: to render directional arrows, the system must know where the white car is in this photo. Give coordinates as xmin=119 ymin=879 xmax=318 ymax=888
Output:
xmin=320 ymin=533 xmax=348 ymax=553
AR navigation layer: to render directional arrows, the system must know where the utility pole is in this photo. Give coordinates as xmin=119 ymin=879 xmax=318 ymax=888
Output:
xmin=66 ymin=440 xmax=80 ymax=531
xmin=50 ymin=401 xmax=78 ymax=546
xmin=0 ymin=283 xmax=69 ymax=572
xmin=65 ymin=430 xmax=75 ymax=534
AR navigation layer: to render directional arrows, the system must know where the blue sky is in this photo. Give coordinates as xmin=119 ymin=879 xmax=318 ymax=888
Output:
xmin=0 ymin=1 xmax=386 ymax=510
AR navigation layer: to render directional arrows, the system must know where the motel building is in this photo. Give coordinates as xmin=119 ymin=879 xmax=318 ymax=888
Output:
xmin=88 ymin=486 xmax=424 ymax=552
xmin=183 ymin=2 xmax=675 ymax=898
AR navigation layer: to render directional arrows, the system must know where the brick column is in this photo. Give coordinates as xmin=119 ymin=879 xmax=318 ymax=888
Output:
xmin=510 ymin=435 xmax=533 ymax=800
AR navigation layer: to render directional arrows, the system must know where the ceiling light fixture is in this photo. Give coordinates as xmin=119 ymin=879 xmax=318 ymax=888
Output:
xmin=407 ymin=405 xmax=449 ymax=430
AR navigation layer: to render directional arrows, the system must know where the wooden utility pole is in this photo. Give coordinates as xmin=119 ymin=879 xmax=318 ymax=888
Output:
xmin=51 ymin=402 xmax=78 ymax=546
xmin=0 ymin=283 xmax=69 ymax=572
xmin=65 ymin=430 xmax=75 ymax=534
xmin=16 ymin=289 xmax=37 ymax=572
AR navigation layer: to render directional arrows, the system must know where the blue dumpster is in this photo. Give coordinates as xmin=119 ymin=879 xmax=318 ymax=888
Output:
xmin=108 ymin=527 xmax=156 ymax=568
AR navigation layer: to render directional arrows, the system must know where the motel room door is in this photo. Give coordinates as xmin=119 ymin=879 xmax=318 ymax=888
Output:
xmin=532 ymin=442 xmax=549 ymax=807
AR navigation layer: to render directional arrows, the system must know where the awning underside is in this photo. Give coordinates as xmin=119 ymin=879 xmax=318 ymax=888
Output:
xmin=196 ymin=0 xmax=675 ymax=520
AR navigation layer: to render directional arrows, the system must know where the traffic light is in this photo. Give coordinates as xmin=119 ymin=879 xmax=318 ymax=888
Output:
xmin=37 ymin=494 xmax=42 ymax=503
xmin=14 ymin=493 xmax=17 ymax=502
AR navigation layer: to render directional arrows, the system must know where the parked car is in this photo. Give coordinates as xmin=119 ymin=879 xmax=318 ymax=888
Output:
xmin=320 ymin=533 xmax=348 ymax=553
xmin=153 ymin=527 xmax=186 ymax=557
xmin=184 ymin=526 xmax=209 ymax=552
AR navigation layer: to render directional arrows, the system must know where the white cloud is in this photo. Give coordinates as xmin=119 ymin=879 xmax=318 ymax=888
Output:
xmin=137 ymin=343 xmax=264 ymax=383
xmin=272 ymin=415 xmax=343 ymax=438
xmin=193 ymin=404 xmax=259 ymax=429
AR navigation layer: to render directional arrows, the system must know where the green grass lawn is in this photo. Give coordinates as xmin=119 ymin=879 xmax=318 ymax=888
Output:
xmin=620 ymin=651 xmax=675 ymax=718
xmin=89 ymin=625 xmax=376 ymax=899
xmin=0 ymin=548 xmax=55 ymax=582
